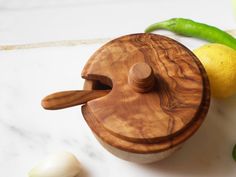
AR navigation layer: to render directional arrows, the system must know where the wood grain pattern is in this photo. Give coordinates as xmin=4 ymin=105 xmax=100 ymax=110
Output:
xmin=41 ymin=90 xmax=109 ymax=110
xmin=82 ymin=33 xmax=210 ymax=147
xmin=128 ymin=62 xmax=155 ymax=93
xmin=81 ymin=82 xmax=210 ymax=153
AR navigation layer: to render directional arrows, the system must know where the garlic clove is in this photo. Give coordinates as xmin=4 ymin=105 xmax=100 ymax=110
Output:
xmin=29 ymin=151 xmax=81 ymax=177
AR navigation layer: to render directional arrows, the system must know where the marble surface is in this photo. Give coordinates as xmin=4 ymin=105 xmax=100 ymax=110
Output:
xmin=0 ymin=0 xmax=236 ymax=176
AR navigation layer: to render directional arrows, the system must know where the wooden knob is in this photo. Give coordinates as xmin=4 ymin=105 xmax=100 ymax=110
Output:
xmin=128 ymin=62 xmax=155 ymax=93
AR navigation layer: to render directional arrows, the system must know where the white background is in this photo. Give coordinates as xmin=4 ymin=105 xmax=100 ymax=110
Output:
xmin=0 ymin=0 xmax=236 ymax=177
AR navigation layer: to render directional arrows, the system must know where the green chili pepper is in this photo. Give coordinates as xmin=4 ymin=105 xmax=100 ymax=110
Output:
xmin=145 ymin=18 xmax=236 ymax=50
xmin=233 ymin=144 xmax=236 ymax=161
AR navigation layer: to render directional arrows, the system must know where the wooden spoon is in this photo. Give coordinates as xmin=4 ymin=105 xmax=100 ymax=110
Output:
xmin=41 ymin=90 xmax=110 ymax=110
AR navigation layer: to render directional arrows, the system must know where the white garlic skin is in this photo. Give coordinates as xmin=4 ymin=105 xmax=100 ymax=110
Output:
xmin=29 ymin=151 xmax=81 ymax=177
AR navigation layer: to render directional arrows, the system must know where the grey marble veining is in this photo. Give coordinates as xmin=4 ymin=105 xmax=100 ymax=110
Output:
xmin=1 ymin=43 xmax=236 ymax=177
xmin=0 ymin=0 xmax=236 ymax=176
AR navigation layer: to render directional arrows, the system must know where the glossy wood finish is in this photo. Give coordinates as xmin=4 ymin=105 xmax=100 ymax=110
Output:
xmin=41 ymin=90 xmax=109 ymax=110
xmin=82 ymin=33 xmax=210 ymax=154
xmin=128 ymin=62 xmax=155 ymax=93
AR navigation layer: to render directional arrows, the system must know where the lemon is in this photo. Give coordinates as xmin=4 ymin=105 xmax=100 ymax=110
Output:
xmin=193 ymin=43 xmax=236 ymax=98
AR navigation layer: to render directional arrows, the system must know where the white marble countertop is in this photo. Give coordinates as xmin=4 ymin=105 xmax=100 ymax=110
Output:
xmin=1 ymin=0 xmax=236 ymax=176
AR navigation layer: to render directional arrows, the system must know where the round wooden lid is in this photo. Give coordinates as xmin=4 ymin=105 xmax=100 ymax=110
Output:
xmin=81 ymin=33 xmax=210 ymax=146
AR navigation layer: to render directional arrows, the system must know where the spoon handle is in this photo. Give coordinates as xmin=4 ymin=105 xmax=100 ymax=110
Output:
xmin=41 ymin=90 xmax=110 ymax=110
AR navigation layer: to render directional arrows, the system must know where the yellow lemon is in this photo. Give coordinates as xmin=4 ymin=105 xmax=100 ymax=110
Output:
xmin=193 ymin=43 xmax=236 ymax=99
